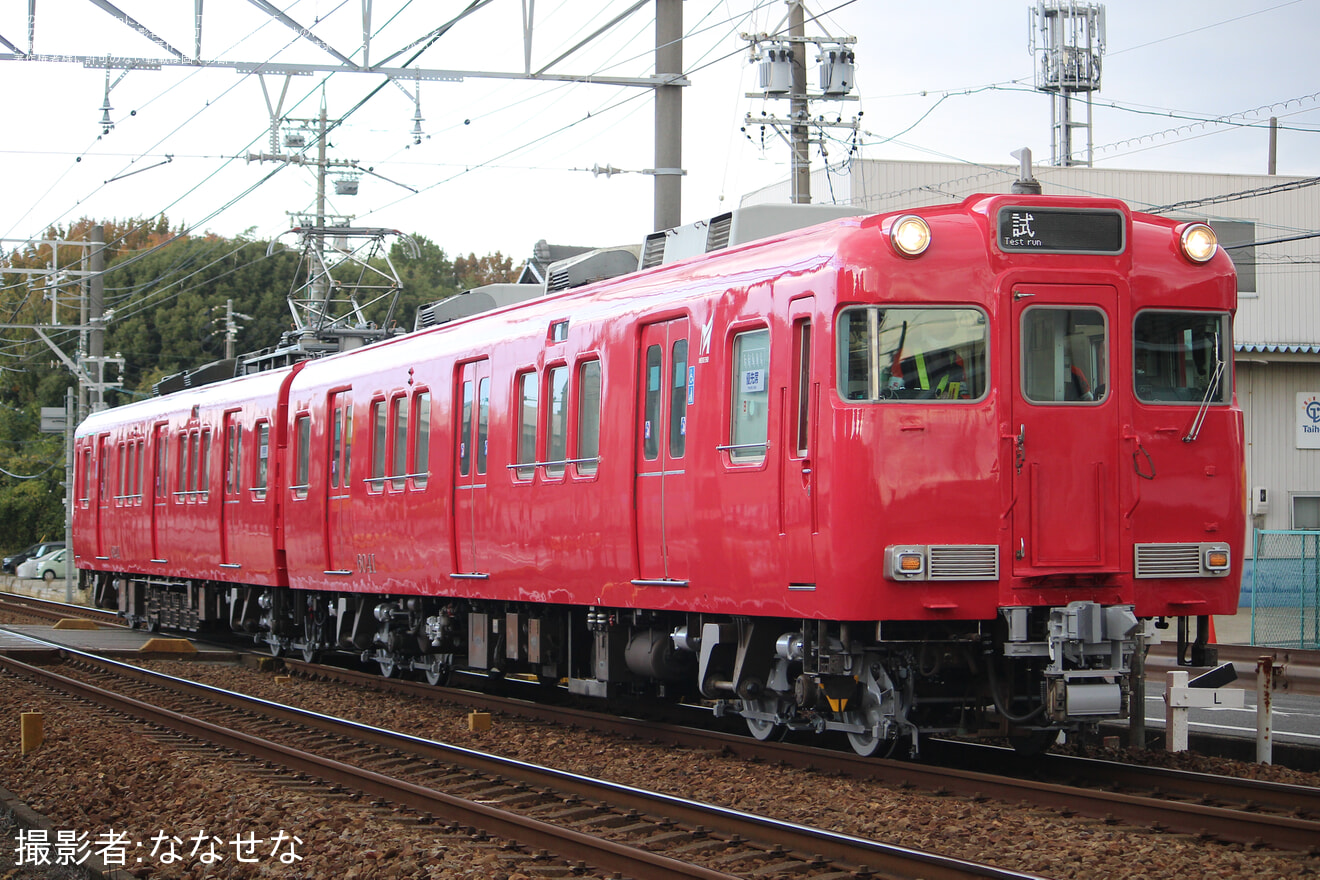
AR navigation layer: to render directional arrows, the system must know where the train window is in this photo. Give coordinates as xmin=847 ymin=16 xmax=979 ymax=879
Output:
xmin=413 ymin=391 xmax=431 ymax=488
xmin=576 ymin=360 xmax=602 ymax=475
xmin=176 ymin=434 xmax=188 ymax=500
xmin=1022 ymin=307 xmax=1108 ymax=404
xmin=199 ymin=429 xmax=211 ymax=497
xmin=390 ymin=394 xmax=408 ymax=490
xmin=79 ymin=447 xmax=91 ymax=505
xmin=838 ymin=307 xmax=987 ymax=402
xmin=546 ymin=366 xmax=569 ymax=478
xmin=153 ymin=428 xmax=168 ymax=501
xmin=643 ymin=346 xmax=662 ymax=461
xmin=293 ymin=415 xmax=310 ymax=498
xmin=1134 ymin=311 xmax=1230 ymax=405
xmin=331 ymin=406 xmax=343 ymax=489
xmin=459 ymin=379 xmax=473 ymax=477
xmin=729 ymin=329 xmax=770 ymax=462
xmin=226 ymin=424 xmax=242 ymax=495
xmin=254 ymin=422 xmax=270 ymax=499
xmin=794 ymin=319 xmax=812 ymax=456
xmin=477 ymin=378 xmax=490 ymax=475
xmin=517 ymin=371 xmax=538 ymax=480
xmin=135 ymin=441 xmax=144 ymax=498
xmin=370 ymin=399 xmax=387 ymax=493
xmin=670 ymin=339 xmax=688 ymax=459
xmin=117 ymin=442 xmax=126 ymax=501
xmin=188 ymin=432 xmax=200 ymax=494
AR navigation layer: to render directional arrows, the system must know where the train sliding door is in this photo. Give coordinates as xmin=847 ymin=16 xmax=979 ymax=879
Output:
xmin=325 ymin=390 xmax=355 ymax=576
xmin=780 ymin=297 xmax=818 ymax=587
xmin=1010 ymin=284 xmax=1120 ymax=574
xmin=634 ymin=317 xmax=692 ymax=585
xmin=453 ymin=359 xmax=491 ymax=579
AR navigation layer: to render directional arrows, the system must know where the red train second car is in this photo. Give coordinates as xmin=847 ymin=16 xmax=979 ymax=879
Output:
xmin=73 ymin=193 xmax=1244 ymax=756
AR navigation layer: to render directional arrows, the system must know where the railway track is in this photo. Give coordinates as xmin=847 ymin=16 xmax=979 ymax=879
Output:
xmin=0 ymin=591 xmax=122 ymax=627
xmin=0 ymin=635 xmax=1040 ymax=880
xmin=278 ymin=656 xmax=1320 ymax=851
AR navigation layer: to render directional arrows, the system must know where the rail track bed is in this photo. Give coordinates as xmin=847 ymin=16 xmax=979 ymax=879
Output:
xmin=1 ymin=645 xmax=1040 ymax=880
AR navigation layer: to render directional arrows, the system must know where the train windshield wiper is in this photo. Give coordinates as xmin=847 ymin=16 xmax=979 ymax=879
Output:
xmin=1183 ymin=331 xmax=1225 ymax=443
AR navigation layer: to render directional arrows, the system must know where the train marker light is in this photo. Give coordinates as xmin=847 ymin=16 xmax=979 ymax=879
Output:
xmin=1180 ymin=223 xmax=1217 ymax=263
xmin=1203 ymin=545 xmax=1230 ymax=573
xmin=890 ymin=215 xmax=931 ymax=257
xmin=885 ymin=545 xmax=926 ymax=580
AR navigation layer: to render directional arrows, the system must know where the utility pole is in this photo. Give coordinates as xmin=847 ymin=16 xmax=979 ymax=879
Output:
xmin=742 ymin=1 xmax=858 ymax=206
xmin=87 ymin=225 xmax=106 ymax=412
xmin=653 ymin=0 xmax=683 ymax=231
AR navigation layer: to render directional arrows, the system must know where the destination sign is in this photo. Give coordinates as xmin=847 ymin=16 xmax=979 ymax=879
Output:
xmin=996 ymin=207 xmax=1125 ymax=255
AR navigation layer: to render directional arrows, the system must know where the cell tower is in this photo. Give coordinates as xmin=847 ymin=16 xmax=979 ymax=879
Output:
xmin=1029 ymin=1 xmax=1106 ymax=167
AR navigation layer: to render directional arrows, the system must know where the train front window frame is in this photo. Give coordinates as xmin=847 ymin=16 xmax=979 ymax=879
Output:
xmin=1020 ymin=306 xmax=1109 ymax=405
xmin=837 ymin=306 xmax=988 ymax=403
xmin=1133 ymin=310 xmax=1231 ymax=405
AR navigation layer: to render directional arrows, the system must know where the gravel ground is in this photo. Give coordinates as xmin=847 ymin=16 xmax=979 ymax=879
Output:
xmin=3 ymin=654 xmax=1320 ymax=879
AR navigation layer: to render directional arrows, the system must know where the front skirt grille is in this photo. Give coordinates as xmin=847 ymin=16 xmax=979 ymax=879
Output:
xmin=928 ymin=545 xmax=999 ymax=581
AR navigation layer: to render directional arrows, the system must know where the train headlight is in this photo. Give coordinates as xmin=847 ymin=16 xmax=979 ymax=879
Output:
xmin=1180 ymin=223 xmax=1218 ymax=263
xmin=1203 ymin=544 xmax=1231 ymax=573
xmin=889 ymin=215 xmax=931 ymax=257
xmin=885 ymin=545 xmax=927 ymax=580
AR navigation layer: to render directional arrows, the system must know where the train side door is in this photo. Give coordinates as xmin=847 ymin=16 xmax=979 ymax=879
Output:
xmin=453 ymin=360 xmax=491 ymax=578
xmin=781 ymin=298 xmax=818 ymax=586
xmin=325 ymin=390 xmax=355 ymax=576
xmin=635 ymin=317 xmax=692 ymax=584
xmin=151 ymin=423 xmax=168 ymax=562
xmin=1010 ymin=284 xmax=1121 ymax=574
xmin=94 ymin=434 xmax=110 ymax=561
xmin=220 ymin=411 xmax=241 ymax=567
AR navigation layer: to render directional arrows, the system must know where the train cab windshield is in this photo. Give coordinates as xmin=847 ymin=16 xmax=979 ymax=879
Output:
xmin=838 ymin=306 xmax=988 ymax=402
xmin=1133 ymin=311 xmax=1231 ymax=404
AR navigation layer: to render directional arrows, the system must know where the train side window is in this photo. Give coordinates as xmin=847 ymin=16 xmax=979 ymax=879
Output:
xmin=729 ymin=328 xmax=770 ymax=463
xmin=79 ymin=447 xmax=91 ymax=505
xmin=368 ymin=399 xmax=387 ymax=493
xmin=1021 ymin=307 xmax=1108 ymax=404
xmin=117 ymin=442 xmax=126 ymax=502
xmin=516 ymin=371 xmax=538 ymax=480
xmin=576 ymin=360 xmax=602 ymax=475
xmin=477 ymin=378 xmax=490 ymax=475
xmin=670 ymin=339 xmax=688 ymax=459
xmin=176 ymin=434 xmax=187 ymax=501
xmin=1134 ymin=311 xmax=1230 ymax=404
xmin=226 ymin=424 xmax=242 ymax=495
xmin=293 ymin=414 xmax=310 ymax=498
xmin=390 ymin=393 xmax=409 ymax=490
xmin=643 ymin=345 xmax=662 ymax=461
xmin=546 ymin=365 xmax=569 ymax=478
xmin=254 ymin=421 xmax=270 ymax=499
xmin=794 ymin=319 xmax=812 ymax=456
xmin=188 ymin=432 xmax=200 ymax=495
xmin=837 ymin=307 xmax=987 ymax=402
xmin=331 ymin=405 xmax=343 ymax=489
xmin=459 ymin=379 xmax=473 ymax=477
xmin=199 ymin=429 xmax=211 ymax=498
xmin=154 ymin=427 xmax=168 ymax=501
xmin=413 ymin=390 xmax=431 ymax=489
xmin=135 ymin=441 xmax=144 ymax=499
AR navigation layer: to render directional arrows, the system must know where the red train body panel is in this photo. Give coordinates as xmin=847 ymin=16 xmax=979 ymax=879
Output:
xmin=72 ymin=194 xmax=1244 ymax=754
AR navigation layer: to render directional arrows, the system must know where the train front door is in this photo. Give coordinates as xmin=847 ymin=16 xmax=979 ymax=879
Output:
xmin=1009 ymin=284 xmax=1121 ymax=575
xmin=635 ymin=317 xmax=693 ymax=585
xmin=453 ymin=359 xmax=491 ymax=578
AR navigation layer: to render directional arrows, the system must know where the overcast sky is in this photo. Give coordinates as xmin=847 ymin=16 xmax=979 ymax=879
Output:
xmin=1 ymin=0 xmax=1316 ymax=262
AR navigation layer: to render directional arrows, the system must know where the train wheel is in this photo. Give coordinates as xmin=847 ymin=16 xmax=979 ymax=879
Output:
xmin=846 ymin=692 xmax=897 ymax=758
xmin=1009 ymin=729 xmax=1059 ymax=756
xmin=743 ymin=696 xmax=786 ymax=741
xmin=377 ymin=653 xmax=399 ymax=678
xmin=423 ymin=656 xmax=452 ymax=687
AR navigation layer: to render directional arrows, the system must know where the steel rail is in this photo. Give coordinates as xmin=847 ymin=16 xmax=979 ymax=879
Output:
xmin=1 ymin=641 xmax=1042 ymax=880
xmin=277 ymin=658 xmax=1320 ymax=850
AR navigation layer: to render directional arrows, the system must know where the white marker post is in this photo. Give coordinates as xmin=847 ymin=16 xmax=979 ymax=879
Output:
xmin=1164 ymin=663 xmax=1244 ymax=753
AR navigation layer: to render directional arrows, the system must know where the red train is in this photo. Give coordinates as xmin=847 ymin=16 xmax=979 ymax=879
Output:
xmin=73 ymin=193 xmax=1243 ymax=756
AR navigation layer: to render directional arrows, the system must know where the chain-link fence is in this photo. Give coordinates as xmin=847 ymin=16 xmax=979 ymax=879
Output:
xmin=1250 ymin=530 xmax=1320 ymax=648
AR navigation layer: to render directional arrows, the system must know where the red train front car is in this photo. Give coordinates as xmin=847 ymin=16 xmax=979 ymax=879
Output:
xmin=73 ymin=194 xmax=1243 ymax=756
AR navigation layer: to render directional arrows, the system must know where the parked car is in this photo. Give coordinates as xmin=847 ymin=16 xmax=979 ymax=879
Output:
xmin=33 ymin=548 xmax=68 ymax=582
xmin=4 ymin=541 xmax=64 ymax=574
